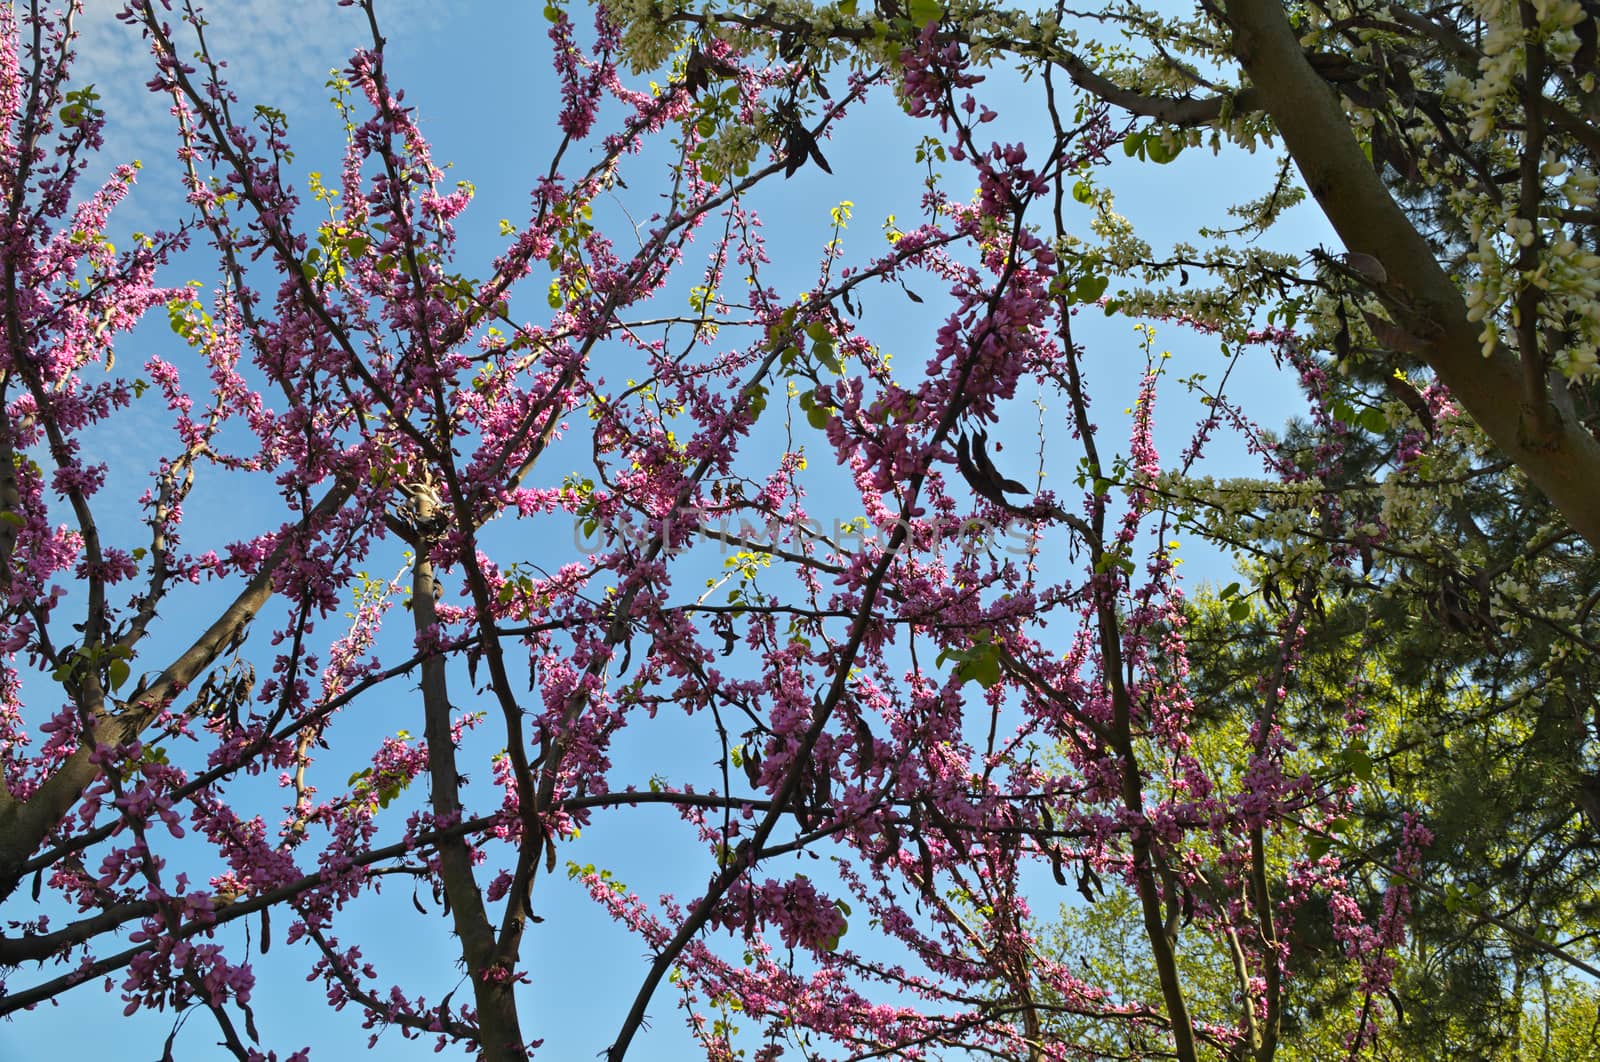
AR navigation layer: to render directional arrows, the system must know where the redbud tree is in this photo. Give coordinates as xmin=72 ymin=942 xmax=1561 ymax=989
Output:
xmin=0 ymin=0 xmax=1596 ymax=1060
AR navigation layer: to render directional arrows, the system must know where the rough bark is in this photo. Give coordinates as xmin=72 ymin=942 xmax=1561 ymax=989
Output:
xmin=0 ymin=483 xmax=353 ymax=904
xmin=1222 ymin=0 xmax=1600 ymax=550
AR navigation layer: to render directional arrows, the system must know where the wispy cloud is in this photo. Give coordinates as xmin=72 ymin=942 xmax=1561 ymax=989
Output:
xmin=62 ymin=1 xmax=446 ymax=228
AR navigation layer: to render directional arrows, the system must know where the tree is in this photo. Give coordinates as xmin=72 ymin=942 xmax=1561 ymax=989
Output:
xmin=1034 ymin=477 xmax=1600 ymax=1057
xmin=0 ymin=0 xmax=1596 ymax=1060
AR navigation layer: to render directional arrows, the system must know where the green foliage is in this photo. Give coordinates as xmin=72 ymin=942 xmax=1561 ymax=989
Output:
xmin=937 ymin=630 xmax=1003 ymax=688
xmin=1029 ymin=393 xmax=1600 ymax=1056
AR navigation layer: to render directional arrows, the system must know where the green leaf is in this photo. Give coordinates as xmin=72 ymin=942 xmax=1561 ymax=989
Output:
xmin=955 ymin=656 xmax=996 ymax=688
xmin=806 ymin=404 xmax=832 ymax=430
xmin=807 ymin=321 xmax=841 ymax=373
xmin=907 ymin=0 xmax=940 ymax=23
xmin=108 ymin=659 xmax=130 ymax=692
xmin=1227 ymin=600 xmax=1251 ymax=622
xmin=1358 ymin=408 xmax=1389 ymax=433
xmin=955 ymin=644 xmax=1002 ymax=688
xmin=1072 ymin=180 xmax=1094 ymax=204
xmin=1145 ymin=137 xmax=1181 ymax=164
xmin=1343 ymin=747 xmax=1374 ymax=781
xmin=1073 ymin=275 xmax=1109 ymax=305
xmin=742 ymin=383 xmax=767 ymax=421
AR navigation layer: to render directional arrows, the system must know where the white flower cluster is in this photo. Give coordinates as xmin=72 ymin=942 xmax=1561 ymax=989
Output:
xmin=1091 ymin=204 xmax=1153 ymax=272
xmin=1152 ymin=471 xmax=1341 ymax=577
xmin=698 ymin=119 xmax=764 ymax=177
xmin=1437 ymin=0 xmax=1600 ymax=377
xmin=610 ymin=0 xmax=682 ymax=74
xmin=1114 ymin=0 xmax=1600 ymax=382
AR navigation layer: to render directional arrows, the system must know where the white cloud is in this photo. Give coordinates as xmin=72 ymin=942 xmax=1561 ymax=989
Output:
xmin=61 ymin=1 xmax=446 ymax=228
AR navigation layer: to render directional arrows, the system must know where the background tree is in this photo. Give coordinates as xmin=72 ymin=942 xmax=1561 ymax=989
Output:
xmin=1018 ymin=333 xmax=1600 ymax=1056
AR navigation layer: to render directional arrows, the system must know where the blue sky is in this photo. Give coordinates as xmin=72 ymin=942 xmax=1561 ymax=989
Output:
xmin=0 ymin=2 xmax=1334 ymax=1059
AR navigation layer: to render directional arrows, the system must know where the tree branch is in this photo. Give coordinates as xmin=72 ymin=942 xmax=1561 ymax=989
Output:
xmin=1222 ymin=0 xmax=1600 ymax=550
